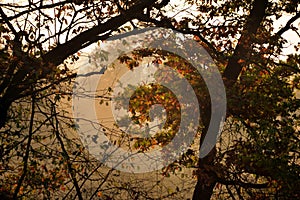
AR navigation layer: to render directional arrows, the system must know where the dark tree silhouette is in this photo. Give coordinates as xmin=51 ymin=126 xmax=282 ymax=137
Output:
xmin=0 ymin=0 xmax=299 ymax=199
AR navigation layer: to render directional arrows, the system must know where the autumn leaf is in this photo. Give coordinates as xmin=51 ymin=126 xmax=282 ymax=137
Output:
xmin=237 ymin=59 xmax=246 ymax=64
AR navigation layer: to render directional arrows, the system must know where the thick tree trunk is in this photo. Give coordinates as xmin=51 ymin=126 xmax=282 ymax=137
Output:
xmin=0 ymin=99 xmax=9 ymax=129
xmin=192 ymin=1 xmax=268 ymax=199
xmin=192 ymin=178 xmax=216 ymax=200
xmin=192 ymin=152 xmax=217 ymax=200
xmin=192 ymin=102 xmax=218 ymax=200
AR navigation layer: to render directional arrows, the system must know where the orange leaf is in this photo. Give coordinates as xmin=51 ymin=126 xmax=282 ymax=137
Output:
xmin=60 ymin=186 xmax=66 ymax=191
xmin=237 ymin=59 xmax=246 ymax=64
xmin=193 ymin=35 xmax=200 ymax=41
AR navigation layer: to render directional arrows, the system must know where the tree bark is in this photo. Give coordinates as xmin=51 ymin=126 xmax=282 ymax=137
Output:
xmin=193 ymin=179 xmax=216 ymax=200
xmin=223 ymin=0 xmax=268 ymax=84
xmin=192 ymin=149 xmax=217 ymax=200
xmin=0 ymin=99 xmax=8 ymax=129
xmin=192 ymin=1 xmax=268 ymax=199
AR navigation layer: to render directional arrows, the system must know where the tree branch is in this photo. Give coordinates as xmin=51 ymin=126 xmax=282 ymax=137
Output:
xmin=0 ymin=0 xmax=72 ymax=23
xmin=12 ymin=93 xmax=36 ymax=199
xmin=43 ymin=0 xmax=158 ymax=66
xmin=52 ymin=102 xmax=84 ymax=200
xmin=223 ymin=0 xmax=268 ymax=86
xmin=217 ymin=178 xmax=269 ymax=189
xmin=0 ymin=7 xmax=18 ymax=36
xmin=275 ymin=12 xmax=300 ymax=37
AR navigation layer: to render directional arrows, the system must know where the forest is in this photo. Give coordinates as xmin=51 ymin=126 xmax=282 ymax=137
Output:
xmin=0 ymin=0 xmax=299 ymax=199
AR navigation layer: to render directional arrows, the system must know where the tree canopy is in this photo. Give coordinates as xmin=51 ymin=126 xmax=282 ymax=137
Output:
xmin=0 ymin=0 xmax=300 ymax=199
